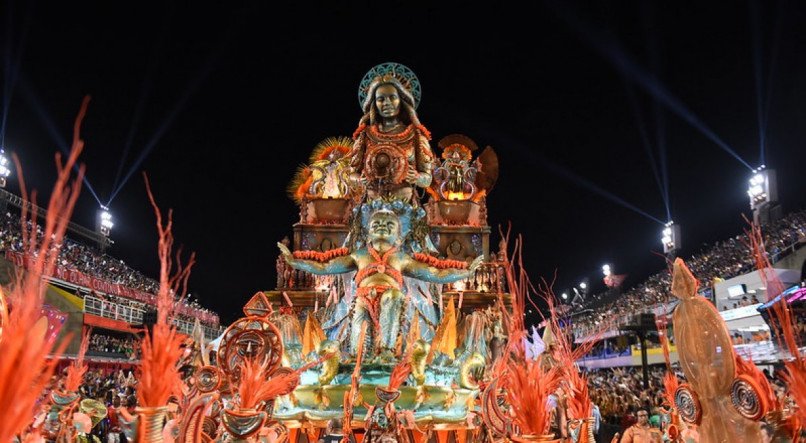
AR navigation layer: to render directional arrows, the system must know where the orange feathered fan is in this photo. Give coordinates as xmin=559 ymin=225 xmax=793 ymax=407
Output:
xmin=0 ymin=97 xmax=88 ymax=442
xmin=136 ymin=176 xmax=196 ymax=408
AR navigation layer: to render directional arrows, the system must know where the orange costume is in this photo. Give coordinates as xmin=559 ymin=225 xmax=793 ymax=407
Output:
xmin=619 ymin=424 xmax=662 ymax=443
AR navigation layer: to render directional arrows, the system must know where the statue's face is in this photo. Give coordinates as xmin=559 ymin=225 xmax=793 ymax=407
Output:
xmin=375 ymin=84 xmax=401 ymax=119
xmin=368 ymin=212 xmax=400 ymax=245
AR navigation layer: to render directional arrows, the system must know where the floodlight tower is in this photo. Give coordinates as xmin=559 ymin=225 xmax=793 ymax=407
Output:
xmin=0 ymin=149 xmax=11 ymax=212
xmin=747 ymin=166 xmax=780 ymax=226
xmin=661 ymin=221 xmax=681 ymax=258
xmin=97 ymin=206 xmax=114 ymax=251
xmin=0 ymin=149 xmax=12 ymax=188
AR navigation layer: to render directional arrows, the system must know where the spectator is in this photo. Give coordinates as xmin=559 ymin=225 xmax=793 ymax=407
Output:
xmin=619 ymin=409 xmax=661 ymax=442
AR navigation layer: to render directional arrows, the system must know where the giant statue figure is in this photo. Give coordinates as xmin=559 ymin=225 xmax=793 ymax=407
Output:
xmin=350 ymin=64 xmax=435 ymax=201
xmin=278 ymin=209 xmax=481 ymax=361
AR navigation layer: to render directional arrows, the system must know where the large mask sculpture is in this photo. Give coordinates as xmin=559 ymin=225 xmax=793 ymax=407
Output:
xmin=671 ymin=258 xmax=764 ymax=442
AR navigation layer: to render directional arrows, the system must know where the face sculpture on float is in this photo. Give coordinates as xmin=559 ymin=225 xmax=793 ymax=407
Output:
xmin=279 ymin=209 xmax=482 ymax=361
xmin=670 ymin=258 xmax=763 ymax=442
xmin=350 ymin=65 xmax=435 ymax=201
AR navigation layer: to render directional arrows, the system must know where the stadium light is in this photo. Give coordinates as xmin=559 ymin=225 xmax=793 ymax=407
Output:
xmin=561 ymin=292 xmax=568 ymax=300
xmin=98 ymin=206 xmax=114 ymax=237
xmin=662 ymin=221 xmax=681 ymax=255
xmin=602 ymin=264 xmax=611 ymax=277
xmin=0 ymin=149 xmax=12 ymax=188
xmin=579 ymin=282 xmax=587 ymax=290
xmin=747 ymin=166 xmax=778 ymax=225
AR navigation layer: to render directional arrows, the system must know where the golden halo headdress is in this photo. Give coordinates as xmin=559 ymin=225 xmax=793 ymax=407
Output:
xmin=358 ymin=62 xmax=422 ymax=110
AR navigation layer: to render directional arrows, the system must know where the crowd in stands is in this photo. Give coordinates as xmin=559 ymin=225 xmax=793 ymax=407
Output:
xmin=573 ymin=210 xmax=806 ymax=337
xmin=88 ymin=333 xmax=138 ymax=359
xmin=0 ymin=211 xmax=219 ymax=326
xmin=587 ymin=365 xmax=789 ymax=440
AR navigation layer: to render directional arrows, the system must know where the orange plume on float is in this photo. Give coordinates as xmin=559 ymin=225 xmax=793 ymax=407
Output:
xmin=505 ymin=359 xmax=562 ymax=436
xmin=64 ymin=327 xmax=93 ymax=392
xmin=236 ymin=357 xmax=318 ymax=410
xmin=489 ymin=227 xmax=564 ymax=436
xmin=734 ymin=354 xmax=777 ymax=412
xmin=0 ymin=97 xmax=88 ymax=442
xmin=388 ymin=340 xmax=414 ymax=391
xmin=343 ymin=323 xmax=367 ymax=441
xmin=656 ymin=315 xmax=679 ymax=409
xmin=746 ymin=221 xmax=806 ymax=422
xmin=136 ymin=176 xmax=196 ymax=408
xmin=387 ymin=362 xmax=412 ymax=391
xmin=532 ymin=273 xmax=604 ymax=426
xmin=309 ymin=137 xmax=352 ymax=163
xmin=288 ymin=166 xmax=313 ymax=204
xmin=663 ymin=372 xmax=680 ymax=408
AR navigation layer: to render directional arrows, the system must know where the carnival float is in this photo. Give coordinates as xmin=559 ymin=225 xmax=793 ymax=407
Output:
xmin=2 ymin=64 xmax=804 ymax=443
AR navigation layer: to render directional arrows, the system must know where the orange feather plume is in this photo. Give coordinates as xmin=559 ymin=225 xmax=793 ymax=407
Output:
xmin=505 ymin=359 xmax=562 ymax=436
xmin=657 ymin=315 xmax=679 ymax=409
xmin=64 ymin=327 xmax=93 ymax=392
xmin=662 ymin=372 xmax=679 ymax=409
xmin=343 ymin=324 xmax=367 ymax=441
xmin=492 ymin=228 xmax=565 ymax=435
xmin=533 ymin=271 xmax=602 ymax=423
xmin=746 ymin=221 xmax=806 ymax=421
xmin=387 ymin=344 xmax=413 ymax=391
xmin=238 ymin=358 xmax=295 ymax=409
xmin=0 ymin=97 xmax=88 ymax=442
xmin=735 ymin=354 xmax=777 ymax=411
xmin=136 ymin=176 xmax=196 ymax=408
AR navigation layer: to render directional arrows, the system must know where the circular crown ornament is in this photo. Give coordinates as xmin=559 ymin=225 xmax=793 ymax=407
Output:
xmin=730 ymin=375 xmax=768 ymax=420
xmin=358 ymin=62 xmax=422 ymax=109
xmin=674 ymin=384 xmax=702 ymax=425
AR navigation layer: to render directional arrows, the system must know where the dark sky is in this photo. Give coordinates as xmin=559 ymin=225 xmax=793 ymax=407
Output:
xmin=2 ymin=1 xmax=805 ymax=324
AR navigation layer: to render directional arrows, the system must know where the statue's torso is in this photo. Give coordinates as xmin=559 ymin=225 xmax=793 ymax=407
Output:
xmin=360 ymin=124 xmax=419 ymax=185
xmin=353 ymin=249 xmax=405 ymax=289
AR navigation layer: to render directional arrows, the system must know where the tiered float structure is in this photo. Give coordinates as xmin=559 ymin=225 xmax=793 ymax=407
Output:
xmin=217 ymin=63 xmax=514 ymax=442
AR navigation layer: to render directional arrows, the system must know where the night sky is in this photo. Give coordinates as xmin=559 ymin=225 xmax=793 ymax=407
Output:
xmin=2 ymin=2 xmax=805 ymax=324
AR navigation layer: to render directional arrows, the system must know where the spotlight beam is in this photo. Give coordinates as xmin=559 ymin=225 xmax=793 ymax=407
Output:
xmin=654 ymin=100 xmax=671 ymax=222
xmin=109 ymin=14 xmax=169 ymax=199
xmin=18 ymin=76 xmax=104 ymax=206
xmin=543 ymin=158 xmax=665 ymax=225
xmin=623 ymin=81 xmax=671 ymax=220
xmin=748 ymin=0 xmax=767 ymax=166
xmin=107 ymin=33 xmax=225 ymax=205
xmin=1 ymin=0 xmax=35 ymax=146
xmin=431 ymin=105 xmax=668 ymax=227
xmin=761 ymin=0 xmax=786 ymax=165
xmin=547 ymin=0 xmax=754 ymax=171
xmin=495 ymin=133 xmax=666 ymax=225
xmin=644 ymin=6 xmax=672 ymax=222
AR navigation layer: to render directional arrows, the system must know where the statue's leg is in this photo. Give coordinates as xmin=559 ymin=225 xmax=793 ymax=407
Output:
xmin=351 ymin=296 xmax=372 ymax=356
xmin=379 ymin=289 xmax=404 ymax=353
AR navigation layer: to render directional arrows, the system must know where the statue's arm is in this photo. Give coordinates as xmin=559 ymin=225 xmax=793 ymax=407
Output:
xmin=403 ymin=255 xmax=483 ymax=284
xmin=277 ymin=243 xmax=357 ymax=275
xmin=412 ymin=134 xmax=434 ymax=187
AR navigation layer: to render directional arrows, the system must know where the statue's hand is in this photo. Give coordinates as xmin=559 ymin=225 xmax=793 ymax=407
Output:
xmin=404 ymin=168 xmax=420 ymax=185
xmin=468 ymin=256 xmax=484 ymax=274
xmin=349 ymin=172 xmax=367 ymax=187
xmin=277 ymin=242 xmax=294 ymax=263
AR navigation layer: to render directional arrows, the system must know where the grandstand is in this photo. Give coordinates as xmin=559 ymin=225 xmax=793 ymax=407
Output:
xmin=0 ymin=199 xmax=224 ymax=362
xmin=571 ymin=209 xmax=806 ymax=367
